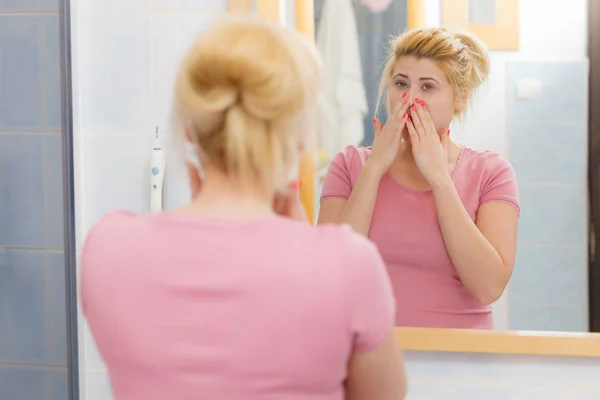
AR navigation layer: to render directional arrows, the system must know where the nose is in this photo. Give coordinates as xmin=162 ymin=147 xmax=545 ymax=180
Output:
xmin=407 ymin=88 xmax=419 ymax=103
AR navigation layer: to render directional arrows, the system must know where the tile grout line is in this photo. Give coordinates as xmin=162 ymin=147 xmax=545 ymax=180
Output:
xmin=0 ymin=11 xmax=59 ymax=16
xmin=0 ymin=246 xmax=65 ymax=253
xmin=40 ymin=13 xmax=48 ymax=134
xmin=0 ymin=131 xmax=62 ymax=135
xmin=40 ymin=14 xmax=56 ymax=390
xmin=0 ymin=363 xmax=68 ymax=370
xmin=44 ymin=251 xmax=53 ymax=400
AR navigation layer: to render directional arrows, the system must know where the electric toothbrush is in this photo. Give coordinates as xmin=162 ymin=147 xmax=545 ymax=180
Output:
xmin=150 ymin=127 xmax=165 ymax=212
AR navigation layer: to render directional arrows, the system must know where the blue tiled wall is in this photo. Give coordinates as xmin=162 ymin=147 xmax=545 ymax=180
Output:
xmin=506 ymin=62 xmax=589 ymax=331
xmin=0 ymin=1 xmax=69 ymax=398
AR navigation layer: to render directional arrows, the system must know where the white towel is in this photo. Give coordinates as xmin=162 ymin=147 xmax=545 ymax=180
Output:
xmin=360 ymin=0 xmax=392 ymax=13
xmin=316 ymin=0 xmax=369 ymax=159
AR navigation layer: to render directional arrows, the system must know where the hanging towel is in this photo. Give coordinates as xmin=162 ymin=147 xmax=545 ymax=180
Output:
xmin=316 ymin=0 xmax=369 ymax=159
xmin=360 ymin=0 xmax=392 ymax=13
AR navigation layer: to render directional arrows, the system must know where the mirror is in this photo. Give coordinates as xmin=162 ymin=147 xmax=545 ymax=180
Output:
xmin=313 ymin=0 xmax=590 ymax=333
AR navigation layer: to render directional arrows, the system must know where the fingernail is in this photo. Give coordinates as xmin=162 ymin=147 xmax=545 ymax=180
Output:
xmin=290 ymin=179 xmax=300 ymax=190
xmin=411 ymin=106 xmax=416 ymax=112
xmin=372 ymin=118 xmax=376 ymax=126
xmin=407 ymin=117 xmax=412 ymax=123
xmin=402 ymin=112 xmax=407 ymax=119
xmin=402 ymin=92 xmax=408 ymax=98
xmin=447 ymin=129 xmax=451 ymax=135
xmin=420 ymin=100 xmax=426 ymax=106
xmin=415 ymin=98 xmax=420 ymax=103
xmin=403 ymin=99 xmax=408 ymax=105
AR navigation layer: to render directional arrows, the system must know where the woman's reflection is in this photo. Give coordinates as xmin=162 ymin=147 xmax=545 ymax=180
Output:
xmin=318 ymin=27 xmax=520 ymax=330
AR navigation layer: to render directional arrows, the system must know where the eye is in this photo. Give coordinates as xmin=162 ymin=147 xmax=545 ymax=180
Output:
xmin=395 ymin=80 xmax=408 ymax=88
xmin=422 ymin=83 xmax=435 ymax=91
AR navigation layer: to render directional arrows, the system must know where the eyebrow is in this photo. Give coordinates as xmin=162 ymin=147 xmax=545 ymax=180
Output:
xmin=393 ymin=73 xmax=440 ymax=84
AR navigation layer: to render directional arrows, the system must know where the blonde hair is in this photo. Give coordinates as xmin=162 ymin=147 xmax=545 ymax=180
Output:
xmin=173 ymin=16 xmax=321 ymax=190
xmin=376 ymin=27 xmax=490 ymax=117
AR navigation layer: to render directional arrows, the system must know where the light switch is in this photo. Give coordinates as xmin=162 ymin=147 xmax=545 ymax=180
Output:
xmin=516 ymin=78 xmax=542 ymax=101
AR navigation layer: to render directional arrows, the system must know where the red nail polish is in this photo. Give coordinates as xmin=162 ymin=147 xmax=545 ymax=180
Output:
xmin=415 ymin=98 xmax=420 ymax=103
xmin=411 ymin=106 xmax=416 ymax=112
xmin=402 ymin=112 xmax=407 ymax=119
xmin=420 ymin=100 xmax=426 ymax=106
xmin=372 ymin=118 xmax=376 ymax=125
xmin=447 ymin=129 xmax=451 ymax=135
xmin=403 ymin=99 xmax=408 ymax=105
xmin=407 ymin=117 xmax=412 ymax=123
xmin=402 ymin=92 xmax=408 ymax=98
xmin=290 ymin=179 xmax=300 ymax=190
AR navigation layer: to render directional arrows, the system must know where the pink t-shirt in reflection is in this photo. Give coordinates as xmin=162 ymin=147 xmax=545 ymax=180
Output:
xmin=81 ymin=212 xmax=395 ymax=400
xmin=321 ymin=145 xmax=520 ymax=329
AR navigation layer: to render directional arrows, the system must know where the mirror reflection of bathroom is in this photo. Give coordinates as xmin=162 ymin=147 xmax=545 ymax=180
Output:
xmin=314 ymin=0 xmax=591 ymax=333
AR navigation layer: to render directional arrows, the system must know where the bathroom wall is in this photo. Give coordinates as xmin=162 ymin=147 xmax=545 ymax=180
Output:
xmin=424 ymin=0 xmax=589 ymax=332
xmin=70 ymin=0 xmax=228 ymax=398
xmin=0 ymin=0 xmax=70 ymax=399
xmin=404 ymin=350 xmax=600 ymax=399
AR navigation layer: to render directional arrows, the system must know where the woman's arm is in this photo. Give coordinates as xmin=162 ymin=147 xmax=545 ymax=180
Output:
xmin=345 ymin=332 xmax=407 ymax=400
xmin=318 ymin=163 xmax=384 ymax=236
xmin=318 ymin=101 xmax=410 ymax=234
xmin=342 ymin=233 xmax=407 ymax=400
xmin=406 ymin=103 xmax=519 ymax=305
xmin=431 ymin=176 xmax=519 ymax=305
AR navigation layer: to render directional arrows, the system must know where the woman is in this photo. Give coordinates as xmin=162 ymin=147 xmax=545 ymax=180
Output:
xmin=80 ymin=16 xmax=406 ymax=400
xmin=318 ymin=27 xmax=519 ymax=330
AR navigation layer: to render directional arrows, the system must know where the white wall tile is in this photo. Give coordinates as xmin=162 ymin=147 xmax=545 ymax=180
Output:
xmin=404 ymin=352 xmax=518 ymax=383
xmin=408 ymin=381 xmax=518 ymax=400
xmin=73 ymin=120 xmax=87 ymax=249
xmin=77 ymin=15 xmax=154 ymax=132
xmin=521 ymin=385 xmax=600 ymax=400
xmin=403 ymin=352 xmax=600 ymax=399
xmin=84 ymin=321 xmax=106 ymax=368
xmin=75 ymin=251 xmax=89 ymax=400
xmin=80 ymin=134 xmax=153 ymax=239
xmin=86 ymin=369 xmax=113 ymax=400
xmin=77 ymin=0 xmax=152 ymax=12
xmin=153 ymin=0 xmax=227 ymax=11
xmin=518 ymin=356 xmax=600 ymax=386
xmin=154 ymin=12 xmax=222 ymax=131
xmin=163 ymin=143 xmax=193 ymax=211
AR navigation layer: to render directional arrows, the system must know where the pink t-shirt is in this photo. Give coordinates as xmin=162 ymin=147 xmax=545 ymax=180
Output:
xmin=321 ymin=145 xmax=519 ymax=329
xmin=81 ymin=212 xmax=395 ymax=400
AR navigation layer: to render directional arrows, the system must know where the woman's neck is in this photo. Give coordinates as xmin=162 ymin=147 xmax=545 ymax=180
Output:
xmin=174 ymin=170 xmax=276 ymax=220
xmin=396 ymin=137 xmax=461 ymax=162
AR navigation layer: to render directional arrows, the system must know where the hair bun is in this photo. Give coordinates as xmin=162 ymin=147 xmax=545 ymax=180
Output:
xmin=454 ymin=32 xmax=490 ymax=90
xmin=172 ymin=16 xmax=321 ymax=191
xmin=176 ymin=18 xmax=314 ymax=125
